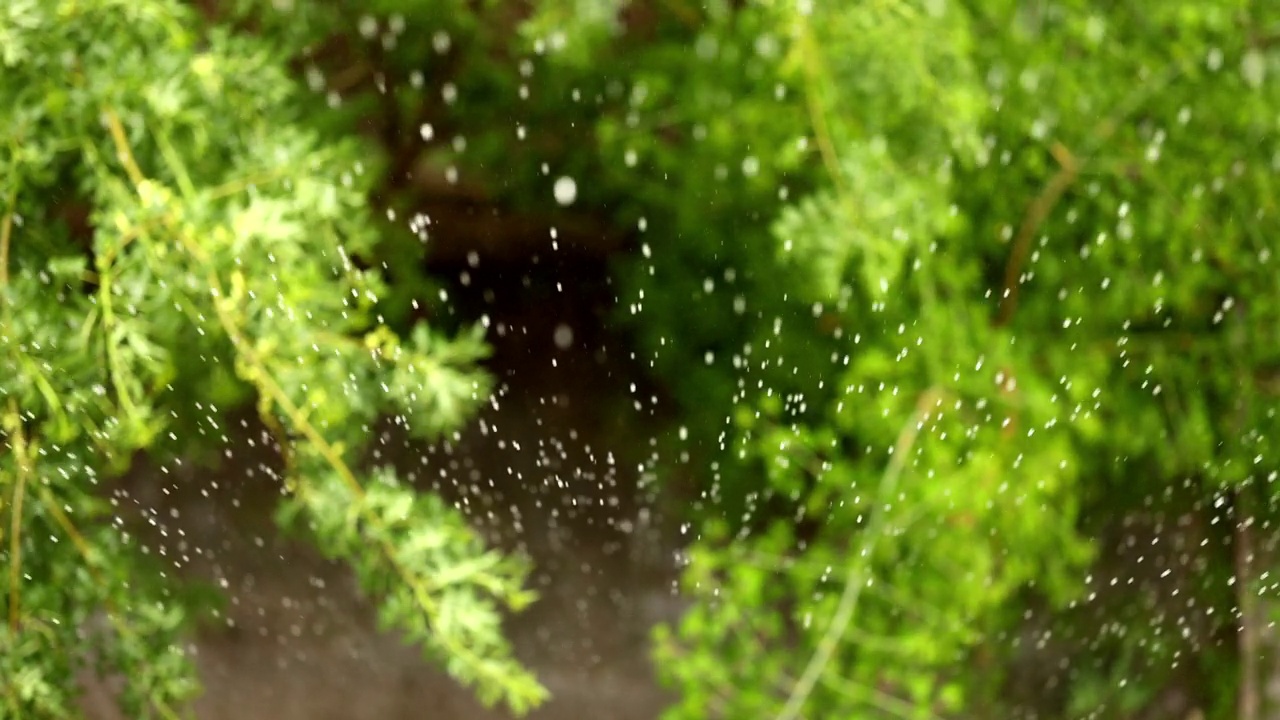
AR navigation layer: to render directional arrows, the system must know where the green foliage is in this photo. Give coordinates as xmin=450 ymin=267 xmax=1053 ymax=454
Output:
xmin=479 ymin=0 xmax=1280 ymax=717
xmin=196 ymin=0 xmax=1280 ymax=716
xmin=610 ymin=1 xmax=1280 ymax=718
xmin=0 ymin=0 xmax=543 ymax=716
xmin=6 ymin=0 xmax=1280 ymax=718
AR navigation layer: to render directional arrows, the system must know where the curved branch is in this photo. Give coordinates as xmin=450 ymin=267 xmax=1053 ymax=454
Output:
xmin=775 ymin=388 xmax=941 ymax=720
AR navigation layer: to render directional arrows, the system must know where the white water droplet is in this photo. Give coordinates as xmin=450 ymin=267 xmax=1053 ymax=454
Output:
xmin=553 ymin=176 xmax=577 ymax=206
xmin=553 ymin=324 xmax=574 ymax=349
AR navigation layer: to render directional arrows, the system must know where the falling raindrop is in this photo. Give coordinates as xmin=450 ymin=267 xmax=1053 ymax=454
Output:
xmin=553 ymin=176 xmax=578 ymax=206
xmin=553 ymin=324 xmax=574 ymax=350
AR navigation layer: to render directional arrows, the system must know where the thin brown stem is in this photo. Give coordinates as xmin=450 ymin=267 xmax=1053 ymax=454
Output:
xmin=995 ymin=57 xmax=1187 ymax=327
xmin=658 ymin=0 xmax=701 ymax=27
xmin=995 ymin=141 xmax=1078 ymax=326
xmin=0 ymin=187 xmax=13 ymax=291
xmin=795 ymin=17 xmax=845 ymax=194
xmin=5 ymin=404 xmax=27 ymax=633
xmin=103 ymin=110 xmax=146 ymax=185
xmin=1236 ymin=485 xmax=1260 ymax=720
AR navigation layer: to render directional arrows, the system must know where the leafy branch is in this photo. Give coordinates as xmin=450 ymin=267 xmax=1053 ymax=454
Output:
xmin=1 ymin=401 xmax=187 ymax=720
xmin=103 ymin=108 xmax=547 ymax=714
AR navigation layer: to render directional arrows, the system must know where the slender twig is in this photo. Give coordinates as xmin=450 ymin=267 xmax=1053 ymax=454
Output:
xmin=3 ymin=394 xmax=183 ymax=720
xmin=1229 ymin=303 xmax=1261 ymax=720
xmin=5 ymin=402 xmax=28 ymax=634
xmin=152 ymin=128 xmax=196 ymax=199
xmin=0 ymin=184 xmax=14 ymax=290
xmin=995 ymin=58 xmax=1188 ymax=326
xmin=96 ymin=252 xmax=140 ymax=419
xmin=103 ymin=111 xmax=146 ymax=185
xmin=34 ymin=484 xmax=95 ymax=576
xmin=659 ymin=0 xmax=701 ymax=27
xmin=1236 ymin=485 xmax=1260 ymax=720
xmin=38 ymin=486 xmax=183 ymax=720
xmin=775 ymin=388 xmax=940 ymax=720
xmin=994 ymin=142 xmax=1078 ymax=326
xmin=0 ymin=183 xmax=79 ymax=437
xmin=326 ymin=62 xmax=373 ymax=94
xmin=815 ymin=671 xmax=942 ymax=720
xmin=207 ymin=168 xmax=294 ymax=201
xmin=794 ymin=15 xmax=845 ymax=193
xmin=0 ymin=172 xmax=12 ymax=585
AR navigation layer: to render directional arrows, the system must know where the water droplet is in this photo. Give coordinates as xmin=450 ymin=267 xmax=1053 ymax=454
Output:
xmin=553 ymin=324 xmax=574 ymax=350
xmin=553 ymin=176 xmax=578 ymax=206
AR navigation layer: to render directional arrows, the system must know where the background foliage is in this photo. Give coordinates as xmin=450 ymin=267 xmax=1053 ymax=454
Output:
xmin=4 ymin=0 xmax=1280 ymax=719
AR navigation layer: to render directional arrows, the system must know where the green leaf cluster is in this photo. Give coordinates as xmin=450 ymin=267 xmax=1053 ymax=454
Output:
xmin=452 ymin=0 xmax=1279 ymax=717
xmin=1 ymin=1 xmax=542 ymax=716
